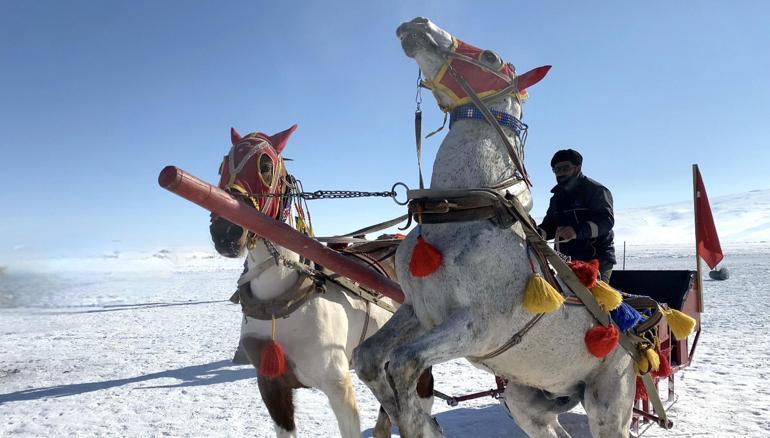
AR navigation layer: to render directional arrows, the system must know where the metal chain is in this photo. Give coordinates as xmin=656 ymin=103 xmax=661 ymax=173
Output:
xmin=233 ymin=189 xmax=397 ymax=201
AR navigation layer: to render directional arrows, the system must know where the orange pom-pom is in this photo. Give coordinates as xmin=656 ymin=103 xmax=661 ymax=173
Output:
xmin=569 ymin=259 xmax=599 ymax=288
xmin=584 ymin=324 xmax=619 ymax=357
xmin=409 ymin=235 xmax=442 ymax=277
xmin=259 ymin=340 xmax=286 ymax=378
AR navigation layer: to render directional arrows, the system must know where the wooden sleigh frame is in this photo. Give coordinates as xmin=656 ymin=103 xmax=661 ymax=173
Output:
xmin=610 ymin=270 xmax=702 ymax=433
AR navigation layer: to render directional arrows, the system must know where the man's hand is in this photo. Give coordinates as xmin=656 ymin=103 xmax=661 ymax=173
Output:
xmin=555 ymin=226 xmax=577 ymax=242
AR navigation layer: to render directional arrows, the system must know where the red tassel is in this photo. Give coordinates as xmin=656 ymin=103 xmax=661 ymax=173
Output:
xmin=568 ymin=259 xmax=599 ymax=288
xmin=652 ymin=348 xmax=673 ymax=378
xmin=409 ymin=235 xmax=442 ymax=277
xmin=584 ymin=324 xmax=619 ymax=357
xmin=259 ymin=340 xmax=286 ymax=378
xmin=635 ymin=376 xmax=648 ymax=401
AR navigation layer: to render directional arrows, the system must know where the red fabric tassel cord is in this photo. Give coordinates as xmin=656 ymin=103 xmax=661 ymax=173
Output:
xmin=635 ymin=376 xmax=648 ymax=401
xmin=259 ymin=340 xmax=286 ymax=378
xmin=568 ymin=259 xmax=599 ymax=288
xmin=652 ymin=348 xmax=673 ymax=378
xmin=410 ymin=235 xmax=442 ymax=277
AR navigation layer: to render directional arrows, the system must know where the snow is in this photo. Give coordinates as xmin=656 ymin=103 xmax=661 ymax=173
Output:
xmin=614 ymin=189 xmax=770 ymax=245
xmin=2 ymin=192 xmax=770 ymax=437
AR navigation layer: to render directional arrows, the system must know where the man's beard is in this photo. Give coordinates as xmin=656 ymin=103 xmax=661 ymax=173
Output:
xmin=557 ymin=173 xmax=581 ymax=190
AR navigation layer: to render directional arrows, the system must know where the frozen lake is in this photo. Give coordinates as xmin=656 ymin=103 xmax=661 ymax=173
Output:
xmin=1 ymin=244 xmax=769 ymax=437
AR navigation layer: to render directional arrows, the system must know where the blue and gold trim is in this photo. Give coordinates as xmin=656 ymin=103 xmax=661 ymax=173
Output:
xmin=449 ymin=104 xmax=528 ymax=137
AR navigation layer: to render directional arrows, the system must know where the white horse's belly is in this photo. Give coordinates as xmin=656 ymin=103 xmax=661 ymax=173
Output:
xmin=396 ymin=220 xmax=613 ymax=393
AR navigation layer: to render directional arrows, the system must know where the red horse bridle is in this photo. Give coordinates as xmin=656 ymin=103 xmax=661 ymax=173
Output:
xmin=215 ymin=124 xmax=297 ymax=221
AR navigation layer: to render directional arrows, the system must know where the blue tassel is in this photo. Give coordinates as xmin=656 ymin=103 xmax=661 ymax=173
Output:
xmin=611 ymin=302 xmax=642 ymax=332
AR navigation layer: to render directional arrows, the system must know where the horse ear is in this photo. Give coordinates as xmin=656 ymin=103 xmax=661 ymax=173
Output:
xmin=268 ymin=124 xmax=298 ymax=154
xmin=230 ymin=127 xmax=243 ymax=145
xmin=517 ymin=65 xmax=551 ymax=92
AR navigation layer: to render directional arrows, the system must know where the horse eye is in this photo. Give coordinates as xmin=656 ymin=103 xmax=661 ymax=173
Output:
xmin=482 ymin=50 xmax=502 ymax=67
xmin=258 ymin=154 xmax=274 ymax=185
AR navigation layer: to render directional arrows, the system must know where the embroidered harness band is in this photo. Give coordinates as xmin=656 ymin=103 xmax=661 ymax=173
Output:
xmin=450 ymin=103 xmax=528 ymax=136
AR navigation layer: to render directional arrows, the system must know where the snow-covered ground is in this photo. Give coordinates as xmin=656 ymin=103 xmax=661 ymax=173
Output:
xmin=1 ymin=243 xmax=769 ymax=437
xmin=2 ymin=190 xmax=770 ymax=437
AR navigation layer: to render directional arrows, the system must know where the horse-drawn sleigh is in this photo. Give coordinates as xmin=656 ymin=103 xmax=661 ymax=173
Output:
xmin=160 ymin=17 xmax=704 ymax=438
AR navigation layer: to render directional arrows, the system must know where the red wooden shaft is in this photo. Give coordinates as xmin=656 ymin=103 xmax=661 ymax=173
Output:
xmin=158 ymin=165 xmax=405 ymax=303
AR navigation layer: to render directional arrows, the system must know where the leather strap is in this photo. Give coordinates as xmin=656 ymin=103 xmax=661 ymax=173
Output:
xmin=502 ymin=194 xmax=670 ymax=426
xmin=238 ymin=274 xmax=317 ymax=320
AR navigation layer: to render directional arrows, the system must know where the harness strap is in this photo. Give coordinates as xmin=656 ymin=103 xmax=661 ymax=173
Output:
xmin=502 ymin=194 xmax=671 ymax=427
xmin=318 ymin=214 xmax=409 ymax=239
xmin=359 ymin=300 xmax=371 ymax=345
xmin=281 ymin=254 xmax=398 ymax=314
xmin=469 ymin=313 xmax=545 ymax=361
xmin=237 ymin=257 xmax=277 ymax=286
xmin=238 ymin=273 xmax=317 ymax=320
xmin=445 ymin=65 xmax=531 ymax=186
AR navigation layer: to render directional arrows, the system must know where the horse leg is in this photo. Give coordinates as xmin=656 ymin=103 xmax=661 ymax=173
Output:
xmin=354 ymin=304 xmax=426 ymax=435
xmin=582 ymin=359 xmax=634 ymax=438
xmin=371 ymin=367 xmax=434 ymax=438
xmin=257 ymin=376 xmax=298 ymax=438
xmin=241 ymin=336 xmax=302 ymax=438
xmin=387 ymin=308 xmax=484 ymax=437
xmin=373 ymin=407 xmax=392 ymax=438
xmin=318 ymin=352 xmax=362 ymax=438
xmin=501 ymin=382 xmax=575 ymax=438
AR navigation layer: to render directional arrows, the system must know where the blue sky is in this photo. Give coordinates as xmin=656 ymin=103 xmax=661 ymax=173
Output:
xmin=1 ymin=1 xmax=768 ymax=261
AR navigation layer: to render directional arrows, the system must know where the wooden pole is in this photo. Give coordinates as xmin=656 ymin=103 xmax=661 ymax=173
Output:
xmin=693 ymin=164 xmax=704 ymax=312
xmin=158 ymin=165 xmax=405 ymax=303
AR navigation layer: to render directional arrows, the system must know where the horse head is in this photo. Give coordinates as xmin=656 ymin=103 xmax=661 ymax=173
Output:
xmin=209 ymin=124 xmax=298 ymax=257
xmin=397 ymin=17 xmax=550 ymax=115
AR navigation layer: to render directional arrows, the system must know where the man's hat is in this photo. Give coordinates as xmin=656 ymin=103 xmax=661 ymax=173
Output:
xmin=551 ymin=149 xmax=583 ymax=167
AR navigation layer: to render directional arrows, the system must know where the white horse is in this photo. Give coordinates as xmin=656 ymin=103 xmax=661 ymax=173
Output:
xmin=355 ymin=18 xmax=635 ymax=438
xmin=209 ymin=126 xmax=432 ymax=438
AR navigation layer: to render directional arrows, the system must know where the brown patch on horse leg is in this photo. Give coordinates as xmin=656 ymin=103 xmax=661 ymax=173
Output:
xmin=416 ymin=366 xmax=435 ymax=414
xmin=257 ymin=375 xmax=297 ymax=433
xmin=416 ymin=366 xmax=434 ymax=398
xmin=241 ymin=336 xmax=306 ymax=433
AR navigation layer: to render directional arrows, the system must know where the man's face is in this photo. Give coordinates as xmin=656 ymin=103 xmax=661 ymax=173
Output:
xmin=552 ymin=160 xmax=581 ymax=185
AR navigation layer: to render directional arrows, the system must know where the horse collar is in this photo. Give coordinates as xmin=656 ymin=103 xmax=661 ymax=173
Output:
xmin=449 ymin=104 xmax=527 ymax=137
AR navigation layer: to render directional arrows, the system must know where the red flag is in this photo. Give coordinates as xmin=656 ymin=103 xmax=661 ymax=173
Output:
xmin=694 ymin=166 xmax=723 ymax=269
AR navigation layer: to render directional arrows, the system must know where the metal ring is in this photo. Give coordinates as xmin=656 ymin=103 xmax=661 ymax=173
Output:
xmin=391 ymin=182 xmax=410 ymax=206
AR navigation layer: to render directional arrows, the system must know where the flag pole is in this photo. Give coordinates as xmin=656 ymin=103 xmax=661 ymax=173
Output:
xmin=693 ymin=164 xmax=704 ymax=312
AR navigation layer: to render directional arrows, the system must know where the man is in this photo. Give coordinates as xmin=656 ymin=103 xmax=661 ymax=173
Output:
xmin=538 ymin=149 xmax=616 ymax=281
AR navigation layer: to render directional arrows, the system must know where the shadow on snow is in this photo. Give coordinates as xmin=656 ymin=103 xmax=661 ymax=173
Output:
xmin=0 ymin=360 xmax=254 ymax=404
xmin=362 ymin=405 xmax=591 ymax=438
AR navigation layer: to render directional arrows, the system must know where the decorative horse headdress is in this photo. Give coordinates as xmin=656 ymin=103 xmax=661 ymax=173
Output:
xmin=423 ymin=37 xmax=551 ymax=112
xmin=218 ymin=124 xmax=297 ymax=219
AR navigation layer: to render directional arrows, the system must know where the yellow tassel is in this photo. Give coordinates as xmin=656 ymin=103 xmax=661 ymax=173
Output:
xmin=660 ymin=306 xmax=697 ymax=340
xmin=590 ymin=281 xmax=623 ymax=312
xmin=523 ymin=273 xmax=565 ymax=313
xmin=635 ymin=346 xmax=660 ymax=375
xmin=645 ymin=347 xmax=660 ymax=373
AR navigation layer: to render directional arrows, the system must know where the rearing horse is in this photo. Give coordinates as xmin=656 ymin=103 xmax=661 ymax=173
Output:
xmin=209 ymin=125 xmax=432 ymax=438
xmin=355 ymin=18 xmax=635 ymax=438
